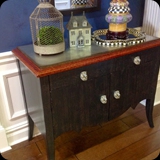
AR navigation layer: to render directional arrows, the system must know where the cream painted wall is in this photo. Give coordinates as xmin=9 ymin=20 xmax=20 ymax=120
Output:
xmin=0 ymin=52 xmax=39 ymax=152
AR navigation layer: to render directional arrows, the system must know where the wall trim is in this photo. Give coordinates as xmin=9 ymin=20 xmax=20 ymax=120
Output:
xmin=2 ymin=71 xmax=26 ymax=120
xmin=0 ymin=125 xmax=11 ymax=153
xmin=5 ymin=121 xmax=28 ymax=146
xmin=0 ymin=51 xmax=15 ymax=65
xmin=154 ymin=77 xmax=160 ymax=106
xmin=5 ymin=121 xmax=40 ymax=146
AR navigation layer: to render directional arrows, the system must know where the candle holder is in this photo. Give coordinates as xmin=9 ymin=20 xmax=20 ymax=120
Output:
xmin=105 ymin=0 xmax=132 ymax=40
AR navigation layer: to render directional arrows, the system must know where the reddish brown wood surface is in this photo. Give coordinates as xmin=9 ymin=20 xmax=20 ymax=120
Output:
xmin=12 ymin=39 xmax=160 ymax=77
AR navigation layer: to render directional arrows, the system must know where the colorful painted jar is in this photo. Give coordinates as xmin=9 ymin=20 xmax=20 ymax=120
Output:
xmin=105 ymin=0 xmax=132 ymax=40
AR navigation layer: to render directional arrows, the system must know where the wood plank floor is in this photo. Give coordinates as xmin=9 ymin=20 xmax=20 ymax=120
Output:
xmin=2 ymin=103 xmax=160 ymax=160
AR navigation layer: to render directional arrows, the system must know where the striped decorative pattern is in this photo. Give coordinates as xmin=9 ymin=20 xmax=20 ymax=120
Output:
xmin=142 ymin=0 xmax=160 ymax=37
xmin=108 ymin=6 xmax=130 ymax=13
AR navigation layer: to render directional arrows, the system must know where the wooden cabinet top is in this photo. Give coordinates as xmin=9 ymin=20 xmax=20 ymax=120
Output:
xmin=12 ymin=35 xmax=160 ymax=77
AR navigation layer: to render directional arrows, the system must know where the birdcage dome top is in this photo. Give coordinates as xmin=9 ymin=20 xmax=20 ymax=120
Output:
xmin=30 ymin=1 xmax=63 ymax=20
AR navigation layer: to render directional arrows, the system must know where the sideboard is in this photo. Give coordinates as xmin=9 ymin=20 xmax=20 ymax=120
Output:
xmin=12 ymin=35 xmax=160 ymax=160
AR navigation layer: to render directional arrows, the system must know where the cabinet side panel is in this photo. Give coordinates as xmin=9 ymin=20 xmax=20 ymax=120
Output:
xmin=18 ymin=61 xmax=45 ymax=135
xmin=133 ymin=48 xmax=160 ymax=107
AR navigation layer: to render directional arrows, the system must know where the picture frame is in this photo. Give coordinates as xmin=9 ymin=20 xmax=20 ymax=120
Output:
xmin=51 ymin=0 xmax=101 ymax=15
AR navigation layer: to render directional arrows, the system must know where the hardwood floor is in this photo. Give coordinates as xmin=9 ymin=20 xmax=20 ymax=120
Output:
xmin=2 ymin=103 xmax=160 ymax=160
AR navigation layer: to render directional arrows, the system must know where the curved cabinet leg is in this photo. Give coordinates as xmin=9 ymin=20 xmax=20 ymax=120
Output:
xmin=28 ymin=115 xmax=34 ymax=140
xmin=146 ymin=98 xmax=154 ymax=128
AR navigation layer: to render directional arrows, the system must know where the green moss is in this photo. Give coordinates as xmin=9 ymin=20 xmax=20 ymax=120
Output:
xmin=37 ymin=26 xmax=63 ymax=45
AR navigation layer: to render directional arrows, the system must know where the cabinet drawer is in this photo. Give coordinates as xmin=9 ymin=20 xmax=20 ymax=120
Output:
xmin=50 ymin=60 xmax=113 ymax=88
xmin=114 ymin=47 xmax=155 ymax=71
xmin=50 ymin=46 xmax=158 ymax=88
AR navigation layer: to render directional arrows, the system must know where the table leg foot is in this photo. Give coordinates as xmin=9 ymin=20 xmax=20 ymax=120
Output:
xmin=28 ymin=115 xmax=34 ymax=140
xmin=146 ymin=99 xmax=154 ymax=128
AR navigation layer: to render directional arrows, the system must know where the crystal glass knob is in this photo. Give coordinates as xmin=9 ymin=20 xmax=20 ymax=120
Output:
xmin=80 ymin=71 xmax=88 ymax=81
xmin=100 ymin=95 xmax=107 ymax=104
xmin=133 ymin=56 xmax=141 ymax=65
xmin=114 ymin=90 xmax=121 ymax=99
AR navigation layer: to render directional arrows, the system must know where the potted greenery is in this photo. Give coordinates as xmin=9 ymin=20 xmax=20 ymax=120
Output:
xmin=38 ymin=26 xmax=63 ymax=45
xmin=33 ymin=26 xmax=65 ymax=55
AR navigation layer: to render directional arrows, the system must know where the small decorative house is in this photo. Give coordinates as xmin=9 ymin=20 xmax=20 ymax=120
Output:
xmin=67 ymin=12 xmax=92 ymax=48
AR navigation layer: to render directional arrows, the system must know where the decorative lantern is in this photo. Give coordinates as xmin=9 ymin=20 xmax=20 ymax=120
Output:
xmin=30 ymin=0 xmax=65 ymax=55
xmin=105 ymin=0 xmax=132 ymax=40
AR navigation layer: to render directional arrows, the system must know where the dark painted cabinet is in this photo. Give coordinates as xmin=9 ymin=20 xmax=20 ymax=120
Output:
xmin=13 ymin=36 xmax=160 ymax=160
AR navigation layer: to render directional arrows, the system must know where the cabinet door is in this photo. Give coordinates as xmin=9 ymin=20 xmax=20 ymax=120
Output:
xmin=109 ymin=68 xmax=134 ymax=120
xmin=83 ymin=75 xmax=109 ymax=126
xmin=50 ymin=69 xmax=109 ymax=137
xmin=109 ymin=49 xmax=159 ymax=120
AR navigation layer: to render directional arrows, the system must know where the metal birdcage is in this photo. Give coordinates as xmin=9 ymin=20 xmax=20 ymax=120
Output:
xmin=30 ymin=0 xmax=65 ymax=55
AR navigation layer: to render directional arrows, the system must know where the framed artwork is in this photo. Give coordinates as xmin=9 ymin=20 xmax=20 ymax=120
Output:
xmin=51 ymin=0 xmax=101 ymax=14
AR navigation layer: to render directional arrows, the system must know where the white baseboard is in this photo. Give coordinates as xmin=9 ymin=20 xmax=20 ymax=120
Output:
xmin=140 ymin=71 xmax=160 ymax=106
xmin=154 ymin=78 xmax=160 ymax=106
xmin=5 ymin=121 xmax=40 ymax=147
xmin=0 ymin=126 xmax=11 ymax=153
